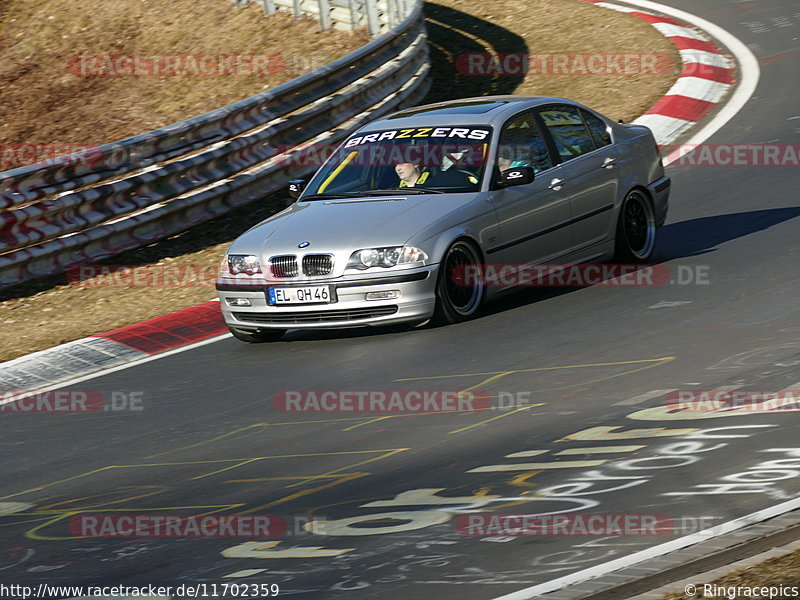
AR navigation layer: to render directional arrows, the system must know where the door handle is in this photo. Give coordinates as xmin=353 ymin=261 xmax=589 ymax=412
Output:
xmin=548 ymin=178 xmax=564 ymax=190
xmin=601 ymin=157 xmax=617 ymax=169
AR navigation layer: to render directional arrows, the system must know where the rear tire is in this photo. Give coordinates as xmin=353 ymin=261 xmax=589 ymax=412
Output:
xmin=614 ymin=189 xmax=656 ymax=262
xmin=433 ymin=240 xmax=484 ymax=325
xmin=228 ymin=326 xmax=286 ymax=343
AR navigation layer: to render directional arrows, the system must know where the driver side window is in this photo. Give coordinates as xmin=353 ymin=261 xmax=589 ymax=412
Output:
xmin=497 ymin=111 xmax=553 ymax=174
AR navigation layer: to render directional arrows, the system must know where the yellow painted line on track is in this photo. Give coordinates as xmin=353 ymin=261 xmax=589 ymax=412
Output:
xmin=342 ymin=415 xmax=394 ymax=431
xmin=396 ymin=357 xmax=676 ymax=381
xmin=235 ymin=473 xmax=369 ymax=514
xmin=448 ymin=405 xmax=543 ymax=434
xmin=190 ymin=458 xmax=265 ymax=480
xmin=147 ymin=418 xmax=409 ymax=459
xmin=396 ymin=357 xmax=677 ymax=397
xmin=285 ymin=448 xmax=409 ymax=489
xmin=461 ymin=371 xmax=515 ymax=391
xmin=339 ymin=403 xmax=516 ymax=431
xmin=508 ymin=471 xmax=543 ymax=487
xmin=146 ymin=423 xmax=270 ymax=459
xmin=34 ymin=488 xmax=167 ymax=512
xmin=25 ymin=504 xmax=244 ymax=540
xmin=0 ymin=451 xmax=407 ymax=501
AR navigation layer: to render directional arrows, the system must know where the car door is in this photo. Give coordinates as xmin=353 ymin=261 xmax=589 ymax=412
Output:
xmin=487 ymin=110 xmax=570 ymax=266
xmin=536 ymin=105 xmax=619 ymax=253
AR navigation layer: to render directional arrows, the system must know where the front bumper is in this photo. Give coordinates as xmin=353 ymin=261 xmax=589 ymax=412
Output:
xmin=217 ymin=267 xmax=438 ymax=330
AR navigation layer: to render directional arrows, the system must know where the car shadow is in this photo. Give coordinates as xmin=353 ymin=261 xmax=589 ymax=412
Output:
xmin=421 ymin=2 xmax=528 ymax=103
xmin=654 ymin=207 xmax=800 ymax=258
xmin=475 ymin=207 xmax=800 ymax=318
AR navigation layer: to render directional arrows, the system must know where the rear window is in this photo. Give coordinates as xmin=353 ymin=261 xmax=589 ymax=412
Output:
xmin=582 ymin=109 xmax=612 ymax=148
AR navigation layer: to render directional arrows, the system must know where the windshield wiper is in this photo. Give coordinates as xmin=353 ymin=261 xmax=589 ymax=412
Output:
xmin=361 ymin=187 xmax=446 ymax=195
xmin=299 ymin=193 xmax=363 ymax=201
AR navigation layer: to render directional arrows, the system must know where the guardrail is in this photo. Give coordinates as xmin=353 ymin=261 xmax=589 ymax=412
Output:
xmin=0 ymin=1 xmax=430 ymax=289
xmin=234 ymin=0 xmax=413 ymax=36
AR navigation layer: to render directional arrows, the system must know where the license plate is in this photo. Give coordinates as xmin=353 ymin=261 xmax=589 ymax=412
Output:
xmin=268 ymin=286 xmax=332 ymax=305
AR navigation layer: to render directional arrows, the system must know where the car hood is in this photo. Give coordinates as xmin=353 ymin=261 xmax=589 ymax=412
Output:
xmin=229 ymin=193 xmax=477 ymax=256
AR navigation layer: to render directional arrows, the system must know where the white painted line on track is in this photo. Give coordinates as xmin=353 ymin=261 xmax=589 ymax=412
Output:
xmin=490 ymin=494 xmax=800 ymax=600
xmin=225 ymin=568 xmax=268 ymax=578
xmin=613 ymin=388 xmax=676 ymax=405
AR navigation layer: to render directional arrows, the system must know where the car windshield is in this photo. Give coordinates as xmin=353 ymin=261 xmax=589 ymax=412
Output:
xmin=301 ymin=126 xmax=493 ymax=198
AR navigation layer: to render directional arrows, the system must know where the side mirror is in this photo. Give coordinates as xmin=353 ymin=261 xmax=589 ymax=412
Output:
xmin=498 ymin=166 xmax=535 ymax=187
xmin=288 ymin=179 xmax=306 ymax=199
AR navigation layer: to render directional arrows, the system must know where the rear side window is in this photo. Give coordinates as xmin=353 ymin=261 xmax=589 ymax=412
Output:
xmin=497 ymin=111 xmax=553 ymax=173
xmin=539 ymin=105 xmax=596 ymax=162
xmin=582 ymin=109 xmax=612 ymax=148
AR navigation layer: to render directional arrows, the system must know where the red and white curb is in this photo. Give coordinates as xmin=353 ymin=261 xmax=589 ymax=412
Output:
xmin=584 ymin=0 xmax=735 ymax=145
xmin=0 ymin=299 xmax=227 ymax=397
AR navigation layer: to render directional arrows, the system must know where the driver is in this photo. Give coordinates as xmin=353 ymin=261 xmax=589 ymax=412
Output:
xmin=497 ymin=146 xmax=524 ymax=172
xmin=396 ymin=162 xmax=431 ymax=188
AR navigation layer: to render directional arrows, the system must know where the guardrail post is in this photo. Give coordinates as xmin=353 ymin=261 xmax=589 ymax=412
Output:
xmin=347 ymin=0 xmax=358 ymax=30
xmin=260 ymin=0 xmax=277 ymax=14
xmin=317 ymin=0 xmax=331 ymax=30
xmin=292 ymin=0 xmax=302 ymax=18
xmin=365 ymin=0 xmax=379 ymax=36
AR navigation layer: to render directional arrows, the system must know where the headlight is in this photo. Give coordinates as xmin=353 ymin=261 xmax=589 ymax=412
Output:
xmin=227 ymin=255 xmax=262 ymax=275
xmin=347 ymin=246 xmax=428 ymax=270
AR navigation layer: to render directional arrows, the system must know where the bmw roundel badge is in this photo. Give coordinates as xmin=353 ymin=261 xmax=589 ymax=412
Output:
xmin=298 ymin=241 xmax=310 ymax=248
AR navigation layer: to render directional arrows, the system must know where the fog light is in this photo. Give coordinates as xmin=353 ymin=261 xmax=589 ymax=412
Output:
xmin=226 ymin=297 xmax=252 ymax=307
xmin=365 ymin=290 xmax=400 ymax=301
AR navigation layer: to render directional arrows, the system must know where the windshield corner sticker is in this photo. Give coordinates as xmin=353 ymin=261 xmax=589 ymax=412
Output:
xmin=345 ymin=127 xmax=491 ymax=148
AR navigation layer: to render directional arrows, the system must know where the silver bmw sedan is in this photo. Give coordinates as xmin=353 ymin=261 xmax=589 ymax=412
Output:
xmin=216 ymin=96 xmax=670 ymax=342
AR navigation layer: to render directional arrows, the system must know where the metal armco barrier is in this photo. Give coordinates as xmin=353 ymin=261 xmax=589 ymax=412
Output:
xmin=235 ymin=0 xmax=411 ymax=36
xmin=0 ymin=2 xmax=430 ymax=289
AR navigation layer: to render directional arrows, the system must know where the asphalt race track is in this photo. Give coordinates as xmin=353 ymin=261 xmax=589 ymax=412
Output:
xmin=2 ymin=1 xmax=800 ymax=598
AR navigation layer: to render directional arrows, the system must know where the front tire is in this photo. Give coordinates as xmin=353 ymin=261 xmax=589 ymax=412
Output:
xmin=614 ymin=189 xmax=657 ymax=262
xmin=433 ymin=240 xmax=484 ymax=325
xmin=228 ymin=326 xmax=286 ymax=343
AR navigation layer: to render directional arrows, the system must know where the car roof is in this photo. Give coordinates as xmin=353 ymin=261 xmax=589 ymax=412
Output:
xmin=358 ymin=95 xmax=582 ymax=132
